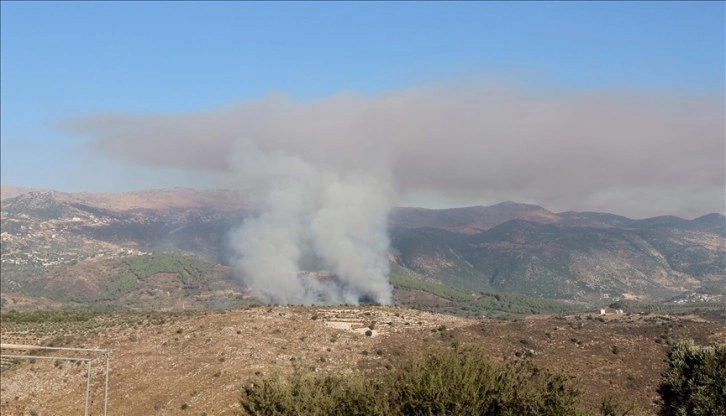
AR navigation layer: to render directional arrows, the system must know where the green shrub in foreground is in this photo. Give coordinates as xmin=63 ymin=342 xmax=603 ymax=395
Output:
xmin=657 ymin=341 xmax=726 ymax=416
xmin=240 ymin=344 xmax=580 ymax=416
xmin=240 ymin=370 xmax=392 ymax=416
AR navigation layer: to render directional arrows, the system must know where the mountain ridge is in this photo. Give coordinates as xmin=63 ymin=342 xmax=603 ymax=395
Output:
xmin=3 ymin=185 xmax=722 ymax=223
xmin=1 ymin=187 xmax=723 ymax=307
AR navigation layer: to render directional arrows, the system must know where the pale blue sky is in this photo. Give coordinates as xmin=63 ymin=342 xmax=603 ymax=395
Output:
xmin=1 ymin=1 xmax=724 ymax=215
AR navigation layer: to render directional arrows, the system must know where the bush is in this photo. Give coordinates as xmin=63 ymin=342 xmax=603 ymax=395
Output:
xmin=392 ymin=346 xmax=579 ymax=416
xmin=657 ymin=341 xmax=726 ymax=416
xmin=240 ymin=371 xmax=392 ymax=416
xmin=599 ymin=396 xmax=634 ymax=416
xmin=240 ymin=344 xmax=580 ymax=415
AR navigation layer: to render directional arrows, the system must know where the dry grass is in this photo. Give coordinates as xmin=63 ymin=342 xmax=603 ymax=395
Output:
xmin=1 ymin=307 xmax=724 ymax=415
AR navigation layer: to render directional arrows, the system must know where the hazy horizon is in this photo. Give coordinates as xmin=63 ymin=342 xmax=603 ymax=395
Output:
xmin=1 ymin=183 xmax=723 ymax=222
xmin=2 ymin=2 xmax=724 ymax=219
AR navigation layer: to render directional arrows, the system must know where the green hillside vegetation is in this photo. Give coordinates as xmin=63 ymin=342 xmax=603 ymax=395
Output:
xmin=103 ymin=253 xmax=214 ymax=300
xmin=0 ymin=309 xmax=142 ymax=336
xmin=1 ymin=309 xmax=98 ymax=325
xmin=0 ymin=309 xmax=199 ymax=336
xmin=389 ymin=273 xmax=582 ymax=317
xmin=607 ymin=299 xmax=726 ymax=317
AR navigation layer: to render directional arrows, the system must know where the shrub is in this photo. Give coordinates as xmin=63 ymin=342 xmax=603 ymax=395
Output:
xmin=239 ymin=344 xmax=580 ymax=416
xmin=599 ymin=396 xmax=634 ymax=416
xmin=393 ymin=346 xmax=578 ymax=416
xmin=657 ymin=341 xmax=726 ymax=416
xmin=240 ymin=371 xmax=392 ymax=416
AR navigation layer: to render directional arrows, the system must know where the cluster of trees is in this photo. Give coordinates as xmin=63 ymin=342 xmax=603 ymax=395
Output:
xmin=103 ymin=253 xmax=213 ymax=299
xmin=389 ymin=274 xmax=581 ymax=316
xmin=0 ymin=309 xmax=97 ymax=324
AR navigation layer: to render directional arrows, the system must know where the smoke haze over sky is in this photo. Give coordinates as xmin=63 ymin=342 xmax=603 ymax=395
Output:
xmin=2 ymin=2 xmax=724 ymax=219
xmin=60 ymin=85 xmax=724 ymax=219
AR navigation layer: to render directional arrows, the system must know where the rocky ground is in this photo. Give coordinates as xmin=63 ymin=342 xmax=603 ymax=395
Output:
xmin=1 ymin=306 xmax=724 ymax=415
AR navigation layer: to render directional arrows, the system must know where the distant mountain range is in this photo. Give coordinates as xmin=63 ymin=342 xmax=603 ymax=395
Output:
xmin=390 ymin=201 xmax=724 ymax=302
xmin=1 ymin=187 xmax=724 ymax=308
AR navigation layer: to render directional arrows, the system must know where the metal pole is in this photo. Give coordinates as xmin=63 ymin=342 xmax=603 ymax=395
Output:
xmin=0 ymin=354 xmax=91 ymax=362
xmin=104 ymin=351 xmax=110 ymax=416
xmin=84 ymin=360 xmax=92 ymax=416
xmin=0 ymin=344 xmax=108 ymax=353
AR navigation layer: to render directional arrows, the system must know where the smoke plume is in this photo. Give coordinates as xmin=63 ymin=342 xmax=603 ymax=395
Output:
xmin=60 ymin=81 xmax=726 ymax=303
xmin=226 ymin=141 xmax=392 ymax=305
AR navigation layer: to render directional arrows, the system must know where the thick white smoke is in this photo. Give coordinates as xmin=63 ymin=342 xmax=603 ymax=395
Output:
xmin=227 ymin=141 xmax=392 ymax=305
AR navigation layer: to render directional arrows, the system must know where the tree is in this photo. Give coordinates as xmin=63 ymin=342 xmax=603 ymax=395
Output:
xmin=658 ymin=341 xmax=726 ymax=416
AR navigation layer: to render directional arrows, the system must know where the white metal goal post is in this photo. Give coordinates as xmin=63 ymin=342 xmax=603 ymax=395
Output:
xmin=0 ymin=344 xmax=109 ymax=416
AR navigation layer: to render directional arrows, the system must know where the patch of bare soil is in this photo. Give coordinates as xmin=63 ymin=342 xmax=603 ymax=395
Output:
xmin=1 ymin=308 xmax=724 ymax=415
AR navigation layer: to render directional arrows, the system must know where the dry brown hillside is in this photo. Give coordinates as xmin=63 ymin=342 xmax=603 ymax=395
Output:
xmin=1 ymin=307 xmax=723 ymax=416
